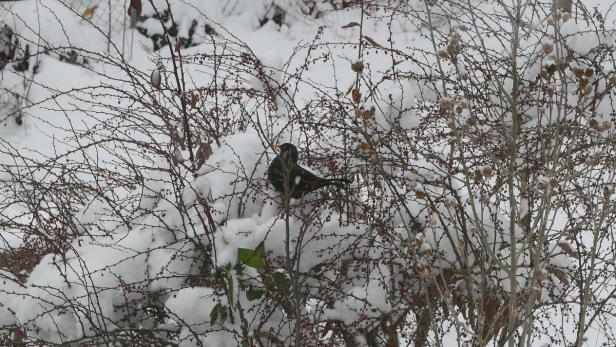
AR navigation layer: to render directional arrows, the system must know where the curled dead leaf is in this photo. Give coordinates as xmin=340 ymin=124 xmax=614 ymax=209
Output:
xmin=584 ymin=68 xmax=594 ymax=78
xmin=352 ymin=88 xmax=361 ymax=103
xmin=193 ymin=142 xmax=213 ymax=171
xmin=351 ymin=61 xmax=364 ymax=73
xmin=363 ymin=35 xmax=382 ymax=48
xmin=341 ymin=21 xmax=360 ymax=29
xmin=362 ymin=106 xmax=375 ymax=119
xmin=82 ymin=4 xmax=98 ymax=18
xmin=359 ymin=143 xmax=371 ymax=150
xmin=557 ymin=242 xmax=577 ymax=257
xmin=175 ymin=39 xmax=181 ymax=53
xmin=548 ymin=267 xmax=570 ymax=286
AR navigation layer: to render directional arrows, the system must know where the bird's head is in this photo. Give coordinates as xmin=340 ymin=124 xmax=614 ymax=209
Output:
xmin=274 ymin=143 xmax=299 ymax=163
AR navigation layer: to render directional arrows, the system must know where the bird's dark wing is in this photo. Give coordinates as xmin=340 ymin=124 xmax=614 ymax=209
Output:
xmin=267 ymin=156 xmax=286 ymax=193
xmin=268 ymin=156 xmax=350 ymax=198
xmin=289 ymin=164 xmax=346 ymax=198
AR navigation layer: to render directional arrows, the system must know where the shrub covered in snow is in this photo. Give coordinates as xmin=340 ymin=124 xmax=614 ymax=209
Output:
xmin=1 ymin=0 xmax=616 ymax=346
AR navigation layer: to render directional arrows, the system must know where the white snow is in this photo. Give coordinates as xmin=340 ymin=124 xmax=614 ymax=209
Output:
xmin=0 ymin=0 xmax=613 ymax=346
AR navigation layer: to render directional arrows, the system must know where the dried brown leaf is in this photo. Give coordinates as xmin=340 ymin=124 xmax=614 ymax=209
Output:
xmin=82 ymin=4 xmax=98 ymax=18
xmin=362 ymin=106 xmax=375 ymax=119
xmin=352 ymin=88 xmax=361 ymax=103
xmin=363 ymin=35 xmax=382 ymax=47
xmin=557 ymin=242 xmax=577 ymax=257
xmin=194 ymin=142 xmax=213 ymax=171
xmin=175 ymin=39 xmax=181 ymax=53
xmin=549 ymin=268 xmax=570 ymax=286
xmin=351 ymin=61 xmax=364 ymax=73
xmin=341 ymin=21 xmax=360 ymax=29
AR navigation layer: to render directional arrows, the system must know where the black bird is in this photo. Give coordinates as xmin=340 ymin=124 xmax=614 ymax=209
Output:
xmin=267 ymin=143 xmax=351 ymax=199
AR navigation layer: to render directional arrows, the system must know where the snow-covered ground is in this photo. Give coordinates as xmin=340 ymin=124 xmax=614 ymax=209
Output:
xmin=1 ymin=0 xmax=615 ymax=346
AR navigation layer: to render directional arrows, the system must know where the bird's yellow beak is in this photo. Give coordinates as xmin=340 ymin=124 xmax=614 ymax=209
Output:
xmin=273 ymin=143 xmax=282 ymax=152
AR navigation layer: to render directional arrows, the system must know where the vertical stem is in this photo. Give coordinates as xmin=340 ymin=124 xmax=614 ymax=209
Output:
xmin=576 ymin=195 xmax=610 ymax=346
xmin=279 ymin=153 xmax=302 ymax=346
xmin=506 ymin=1 xmax=522 ymax=345
xmin=107 ymin=0 xmax=112 ymax=53
xmin=147 ymin=0 xmax=195 ymax=161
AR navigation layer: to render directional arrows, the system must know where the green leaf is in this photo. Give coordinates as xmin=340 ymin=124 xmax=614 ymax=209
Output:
xmin=263 ymin=275 xmax=273 ymax=287
xmin=227 ymin=272 xmax=234 ymax=307
xmin=272 ymin=272 xmax=291 ymax=294
xmin=220 ymin=307 xmax=227 ymax=324
xmin=246 ymin=286 xmax=265 ymax=301
xmin=241 ymin=317 xmax=249 ymax=333
xmin=210 ymin=303 xmax=221 ymax=323
xmin=210 ymin=303 xmax=227 ymax=324
xmin=237 ymin=242 xmax=266 ymax=269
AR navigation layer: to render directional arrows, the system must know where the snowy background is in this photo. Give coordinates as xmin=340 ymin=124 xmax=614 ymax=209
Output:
xmin=1 ymin=0 xmax=616 ymax=346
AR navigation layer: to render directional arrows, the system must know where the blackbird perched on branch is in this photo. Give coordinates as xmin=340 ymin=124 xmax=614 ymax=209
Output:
xmin=267 ymin=143 xmax=351 ymax=199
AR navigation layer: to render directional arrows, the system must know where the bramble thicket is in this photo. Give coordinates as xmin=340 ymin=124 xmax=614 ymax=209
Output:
xmin=0 ymin=1 xmax=615 ymax=346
